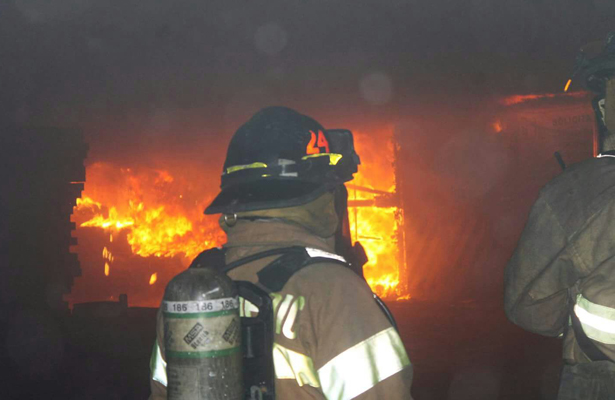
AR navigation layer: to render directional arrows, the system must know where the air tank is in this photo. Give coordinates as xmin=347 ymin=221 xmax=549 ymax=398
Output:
xmin=162 ymin=266 xmax=243 ymax=400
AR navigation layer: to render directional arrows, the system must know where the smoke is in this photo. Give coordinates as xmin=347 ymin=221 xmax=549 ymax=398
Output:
xmin=13 ymin=0 xmax=94 ymax=23
xmin=433 ymin=129 xmax=512 ymax=201
xmin=360 ymin=72 xmax=394 ymax=105
xmin=254 ymin=23 xmax=288 ymax=55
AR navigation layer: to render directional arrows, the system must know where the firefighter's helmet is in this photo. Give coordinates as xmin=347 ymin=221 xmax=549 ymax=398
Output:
xmin=205 ymin=106 xmax=360 ymax=215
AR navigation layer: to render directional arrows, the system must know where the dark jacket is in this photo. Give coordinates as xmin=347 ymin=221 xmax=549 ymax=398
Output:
xmin=505 ymin=156 xmax=615 ymax=397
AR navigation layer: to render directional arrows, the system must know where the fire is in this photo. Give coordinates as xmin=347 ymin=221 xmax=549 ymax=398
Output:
xmin=348 ymin=129 xmax=407 ymax=299
xmin=500 ymin=91 xmax=586 ymax=106
xmin=74 ymin=164 xmax=223 ymax=260
xmin=74 ymin=131 xmax=409 ymax=303
xmin=564 ymin=79 xmax=572 ymax=93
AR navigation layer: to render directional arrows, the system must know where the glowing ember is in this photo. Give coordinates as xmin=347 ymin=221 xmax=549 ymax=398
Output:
xmin=492 ymin=120 xmax=503 ymax=133
xmin=500 ymin=91 xmax=586 ymax=106
xmin=149 ymin=273 xmax=158 ymax=285
xmin=564 ymin=79 xmax=572 ymax=93
xmin=104 ymin=262 xmax=110 ymax=276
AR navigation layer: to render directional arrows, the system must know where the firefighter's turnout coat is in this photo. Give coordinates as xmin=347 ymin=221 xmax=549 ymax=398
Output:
xmin=505 ymin=155 xmax=615 ymax=398
xmin=150 ymin=201 xmax=413 ymax=399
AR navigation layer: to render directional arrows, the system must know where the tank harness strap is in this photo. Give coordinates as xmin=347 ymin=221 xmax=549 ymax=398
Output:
xmin=191 ymin=246 xmax=399 ymax=330
xmin=257 ymin=250 xmax=348 ymax=293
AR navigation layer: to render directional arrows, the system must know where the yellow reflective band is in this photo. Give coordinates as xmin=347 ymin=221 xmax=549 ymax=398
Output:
xmin=150 ymin=342 xmax=168 ymax=387
xmin=575 ymin=294 xmax=615 ymax=344
xmin=317 ymin=327 xmax=410 ymax=400
xmin=273 ymin=343 xmax=321 ymax=388
xmin=240 ymin=297 xmax=260 ymax=318
xmin=301 ymin=153 xmax=343 ymax=165
xmin=225 ymin=162 xmax=268 ymax=175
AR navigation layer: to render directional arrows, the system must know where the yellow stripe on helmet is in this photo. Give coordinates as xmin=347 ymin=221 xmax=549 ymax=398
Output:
xmin=225 ymin=162 xmax=268 ymax=175
xmin=301 ymin=153 xmax=343 ymax=166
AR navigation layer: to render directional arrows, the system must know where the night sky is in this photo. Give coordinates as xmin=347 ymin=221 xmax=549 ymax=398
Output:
xmin=2 ymin=0 xmax=614 ymax=161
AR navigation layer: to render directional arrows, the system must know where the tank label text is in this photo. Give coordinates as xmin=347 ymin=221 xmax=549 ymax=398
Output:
xmin=163 ymin=297 xmax=239 ymax=315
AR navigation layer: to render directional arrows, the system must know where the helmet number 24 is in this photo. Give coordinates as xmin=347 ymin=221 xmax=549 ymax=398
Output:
xmin=306 ymin=130 xmax=330 ymax=154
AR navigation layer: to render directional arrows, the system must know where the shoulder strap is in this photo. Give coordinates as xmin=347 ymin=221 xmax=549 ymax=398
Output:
xmin=256 ymin=247 xmax=399 ymax=331
xmin=257 ymin=248 xmax=348 ymax=292
xmin=189 ymin=246 xmax=398 ymax=330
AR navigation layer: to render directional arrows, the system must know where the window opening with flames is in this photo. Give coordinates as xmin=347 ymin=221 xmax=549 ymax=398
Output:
xmin=70 ymin=130 xmax=410 ymax=307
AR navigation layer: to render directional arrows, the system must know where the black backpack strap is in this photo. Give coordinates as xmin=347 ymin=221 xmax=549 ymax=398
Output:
xmin=223 ymin=246 xmax=307 ymax=274
xmin=257 ymin=250 xmax=347 ymax=292
xmin=256 ymin=247 xmax=400 ymax=331
xmin=190 ymin=246 xmax=399 ymax=330
xmin=236 ymin=281 xmax=275 ymax=400
xmin=569 ymin=297 xmax=611 ymax=362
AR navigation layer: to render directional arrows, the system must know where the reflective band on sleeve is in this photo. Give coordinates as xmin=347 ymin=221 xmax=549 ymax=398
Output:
xmin=575 ymin=294 xmax=615 ymax=344
xmin=150 ymin=342 xmax=168 ymax=387
xmin=305 ymin=247 xmax=346 ymax=263
xmin=317 ymin=327 xmax=410 ymax=400
xmin=225 ymin=162 xmax=268 ymax=175
xmin=273 ymin=343 xmax=321 ymax=388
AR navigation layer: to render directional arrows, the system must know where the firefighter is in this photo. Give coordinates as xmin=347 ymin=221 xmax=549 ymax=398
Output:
xmin=504 ymin=33 xmax=615 ymax=399
xmin=149 ymin=106 xmax=414 ymax=399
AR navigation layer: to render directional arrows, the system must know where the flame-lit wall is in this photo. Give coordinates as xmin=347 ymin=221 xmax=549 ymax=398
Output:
xmin=395 ymin=92 xmax=594 ymax=302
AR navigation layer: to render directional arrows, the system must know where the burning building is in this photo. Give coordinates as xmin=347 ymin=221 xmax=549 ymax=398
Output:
xmin=70 ymin=128 xmax=410 ymax=307
xmin=68 ymin=91 xmax=596 ymax=308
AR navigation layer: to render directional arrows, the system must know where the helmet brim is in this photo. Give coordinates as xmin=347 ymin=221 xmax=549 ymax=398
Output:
xmin=204 ymin=180 xmax=330 ymax=215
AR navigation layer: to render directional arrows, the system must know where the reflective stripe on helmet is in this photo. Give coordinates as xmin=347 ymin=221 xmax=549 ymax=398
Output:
xmin=575 ymin=294 xmax=615 ymax=344
xmin=150 ymin=342 xmax=168 ymax=387
xmin=273 ymin=343 xmax=321 ymax=388
xmin=317 ymin=327 xmax=410 ymax=400
xmin=301 ymin=153 xmax=344 ymax=166
xmin=225 ymin=162 xmax=268 ymax=175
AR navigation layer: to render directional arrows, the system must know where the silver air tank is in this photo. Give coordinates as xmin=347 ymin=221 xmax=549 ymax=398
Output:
xmin=162 ymin=266 xmax=243 ymax=400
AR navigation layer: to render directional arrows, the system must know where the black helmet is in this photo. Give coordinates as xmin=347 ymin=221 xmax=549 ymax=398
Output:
xmin=567 ymin=32 xmax=615 ymax=94
xmin=205 ymin=106 xmax=360 ymax=214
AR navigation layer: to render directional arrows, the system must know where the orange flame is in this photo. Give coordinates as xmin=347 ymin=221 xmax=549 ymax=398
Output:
xmin=348 ymin=129 xmax=407 ymax=299
xmin=500 ymin=91 xmax=586 ymax=106
xmin=74 ymin=164 xmax=223 ymax=259
xmin=74 ymin=131 xmax=410 ymax=300
xmin=564 ymin=79 xmax=572 ymax=93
